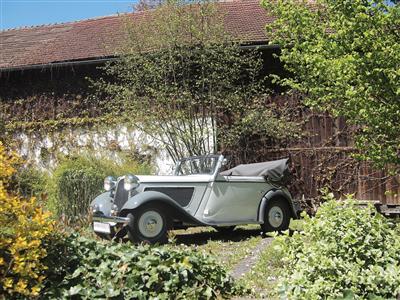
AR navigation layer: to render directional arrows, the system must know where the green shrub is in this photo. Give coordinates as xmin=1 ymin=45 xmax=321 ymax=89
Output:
xmin=13 ymin=166 xmax=48 ymax=199
xmin=48 ymin=153 xmax=152 ymax=218
xmin=42 ymin=234 xmax=243 ymax=299
xmin=275 ymin=194 xmax=400 ymax=299
xmin=40 ymin=230 xmax=81 ymax=296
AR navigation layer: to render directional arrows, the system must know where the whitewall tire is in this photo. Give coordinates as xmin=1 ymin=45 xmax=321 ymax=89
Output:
xmin=127 ymin=206 xmax=170 ymax=244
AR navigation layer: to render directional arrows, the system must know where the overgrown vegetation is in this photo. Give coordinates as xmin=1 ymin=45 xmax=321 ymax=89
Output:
xmin=0 ymin=142 xmax=54 ymax=298
xmin=274 ymin=195 xmax=400 ymax=299
xmin=13 ymin=165 xmax=48 ymax=199
xmin=7 ymin=149 xmax=153 ymax=220
xmin=263 ymin=0 xmax=400 ymax=168
xmin=94 ymin=0 xmax=299 ymax=162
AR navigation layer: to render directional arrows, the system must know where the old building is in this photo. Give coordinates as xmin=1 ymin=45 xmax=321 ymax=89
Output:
xmin=1 ymin=0 xmax=398 ymax=205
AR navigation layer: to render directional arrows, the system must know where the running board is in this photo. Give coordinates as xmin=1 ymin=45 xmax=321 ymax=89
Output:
xmin=375 ymin=204 xmax=400 ymax=217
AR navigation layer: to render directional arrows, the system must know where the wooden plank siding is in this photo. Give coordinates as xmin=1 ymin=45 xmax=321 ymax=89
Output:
xmin=226 ymin=93 xmax=400 ymax=205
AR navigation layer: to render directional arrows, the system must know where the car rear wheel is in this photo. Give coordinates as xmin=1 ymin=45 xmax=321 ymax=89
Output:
xmin=261 ymin=198 xmax=291 ymax=233
xmin=127 ymin=206 xmax=170 ymax=244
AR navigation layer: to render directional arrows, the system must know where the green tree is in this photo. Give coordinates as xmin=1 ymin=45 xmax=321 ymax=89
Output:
xmin=262 ymin=0 xmax=400 ymax=168
xmin=94 ymin=0 xmax=299 ymax=162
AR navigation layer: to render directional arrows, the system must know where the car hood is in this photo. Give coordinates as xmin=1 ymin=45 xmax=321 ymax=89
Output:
xmin=136 ymin=175 xmax=213 ymax=183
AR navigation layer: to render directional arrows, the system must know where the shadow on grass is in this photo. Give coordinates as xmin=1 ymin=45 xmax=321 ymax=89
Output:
xmin=172 ymin=226 xmax=263 ymax=246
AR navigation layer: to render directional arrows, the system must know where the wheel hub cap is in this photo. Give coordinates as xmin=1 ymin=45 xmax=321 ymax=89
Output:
xmin=268 ymin=206 xmax=284 ymax=228
xmin=138 ymin=211 xmax=163 ymax=238
xmin=146 ymin=220 xmax=156 ymax=232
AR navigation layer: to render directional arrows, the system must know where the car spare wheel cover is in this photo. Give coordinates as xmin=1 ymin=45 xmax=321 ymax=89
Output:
xmin=268 ymin=206 xmax=284 ymax=228
xmin=138 ymin=210 xmax=164 ymax=238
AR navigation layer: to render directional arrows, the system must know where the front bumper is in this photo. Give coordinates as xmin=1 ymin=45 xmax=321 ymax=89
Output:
xmin=93 ymin=215 xmax=130 ymax=224
xmin=92 ymin=214 xmax=131 ymax=239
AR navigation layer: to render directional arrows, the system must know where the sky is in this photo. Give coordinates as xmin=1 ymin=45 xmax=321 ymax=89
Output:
xmin=0 ymin=0 xmax=137 ymax=30
xmin=1 ymin=0 xmax=397 ymax=31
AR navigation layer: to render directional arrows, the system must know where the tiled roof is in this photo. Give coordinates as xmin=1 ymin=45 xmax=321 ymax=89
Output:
xmin=0 ymin=0 xmax=274 ymax=70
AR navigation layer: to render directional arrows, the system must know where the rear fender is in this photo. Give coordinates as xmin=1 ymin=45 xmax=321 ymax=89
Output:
xmin=120 ymin=191 xmax=205 ymax=225
xmin=257 ymin=189 xmax=297 ymax=223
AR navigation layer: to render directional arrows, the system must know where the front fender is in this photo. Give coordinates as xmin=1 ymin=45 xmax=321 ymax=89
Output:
xmin=257 ymin=189 xmax=297 ymax=223
xmin=120 ymin=191 xmax=206 ymax=225
xmin=91 ymin=192 xmax=113 ymax=216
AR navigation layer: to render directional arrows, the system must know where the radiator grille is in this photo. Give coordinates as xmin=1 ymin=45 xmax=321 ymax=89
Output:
xmin=114 ymin=179 xmax=129 ymax=209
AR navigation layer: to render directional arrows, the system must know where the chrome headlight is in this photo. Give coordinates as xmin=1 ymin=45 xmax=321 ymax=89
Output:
xmin=92 ymin=204 xmax=100 ymax=213
xmin=124 ymin=174 xmax=140 ymax=191
xmin=110 ymin=204 xmax=119 ymax=216
xmin=104 ymin=176 xmax=116 ymax=191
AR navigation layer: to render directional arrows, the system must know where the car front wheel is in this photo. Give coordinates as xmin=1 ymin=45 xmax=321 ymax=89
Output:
xmin=261 ymin=198 xmax=291 ymax=233
xmin=127 ymin=206 xmax=170 ymax=244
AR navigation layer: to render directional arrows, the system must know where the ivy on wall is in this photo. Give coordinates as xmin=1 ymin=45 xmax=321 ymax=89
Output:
xmin=0 ymin=66 xmax=151 ymax=169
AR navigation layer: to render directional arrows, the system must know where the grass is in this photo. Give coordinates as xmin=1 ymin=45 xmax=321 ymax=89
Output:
xmin=238 ymin=238 xmax=284 ymax=299
xmin=236 ymin=219 xmax=304 ymax=299
xmin=170 ymin=224 xmax=263 ymax=271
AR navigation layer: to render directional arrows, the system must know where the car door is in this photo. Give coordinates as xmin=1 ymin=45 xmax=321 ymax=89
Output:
xmin=201 ymin=175 xmax=268 ymax=224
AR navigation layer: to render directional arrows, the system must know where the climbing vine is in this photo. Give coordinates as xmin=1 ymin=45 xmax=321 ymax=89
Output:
xmin=0 ymin=67 xmax=162 ymax=169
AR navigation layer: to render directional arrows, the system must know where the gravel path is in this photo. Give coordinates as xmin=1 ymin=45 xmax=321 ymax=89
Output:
xmin=231 ymin=237 xmax=273 ymax=279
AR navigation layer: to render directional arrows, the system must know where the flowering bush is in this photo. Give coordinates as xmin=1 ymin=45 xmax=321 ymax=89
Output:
xmin=0 ymin=142 xmax=54 ymax=297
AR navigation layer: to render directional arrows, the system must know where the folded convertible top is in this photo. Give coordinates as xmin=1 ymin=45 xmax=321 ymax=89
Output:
xmin=220 ymin=158 xmax=290 ymax=183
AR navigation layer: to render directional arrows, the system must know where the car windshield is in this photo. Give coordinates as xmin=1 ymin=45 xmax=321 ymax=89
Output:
xmin=175 ymin=156 xmax=219 ymax=175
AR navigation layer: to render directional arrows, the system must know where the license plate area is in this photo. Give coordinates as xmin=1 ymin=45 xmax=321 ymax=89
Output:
xmin=93 ymin=222 xmax=111 ymax=234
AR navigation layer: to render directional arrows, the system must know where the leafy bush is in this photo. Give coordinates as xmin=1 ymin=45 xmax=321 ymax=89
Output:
xmin=0 ymin=142 xmax=54 ymax=298
xmin=40 ymin=230 xmax=81 ymax=296
xmin=275 ymin=194 xmax=400 ymax=299
xmin=13 ymin=165 xmax=48 ymax=199
xmin=42 ymin=234 xmax=243 ymax=299
xmin=48 ymin=153 xmax=152 ymax=218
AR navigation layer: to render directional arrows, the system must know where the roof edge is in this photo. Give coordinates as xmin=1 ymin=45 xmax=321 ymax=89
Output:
xmin=0 ymin=56 xmax=117 ymax=73
xmin=0 ymin=43 xmax=278 ymax=72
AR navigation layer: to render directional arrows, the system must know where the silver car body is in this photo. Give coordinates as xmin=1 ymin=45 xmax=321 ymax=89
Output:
xmin=91 ymin=155 xmax=296 ymax=237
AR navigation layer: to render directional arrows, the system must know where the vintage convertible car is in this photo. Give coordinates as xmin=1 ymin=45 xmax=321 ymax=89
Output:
xmin=91 ymin=155 xmax=298 ymax=244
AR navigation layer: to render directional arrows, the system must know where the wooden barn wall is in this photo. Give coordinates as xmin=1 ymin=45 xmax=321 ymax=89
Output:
xmin=226 ymin=93 xmax=400 ymax=205
xmin=1 ymin=50 xmax=399 ymax=205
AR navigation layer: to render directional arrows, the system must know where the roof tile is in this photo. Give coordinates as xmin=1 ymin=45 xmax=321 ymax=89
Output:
xmin=0 ymin=0 xmax=273 ymax=69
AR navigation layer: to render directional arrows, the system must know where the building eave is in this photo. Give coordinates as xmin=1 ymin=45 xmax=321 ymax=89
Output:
xmin=0 ymin=43 xmax=280 ymax=73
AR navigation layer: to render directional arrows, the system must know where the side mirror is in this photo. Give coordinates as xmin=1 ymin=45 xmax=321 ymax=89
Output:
xmin=222 ymin=158 xmax=228 ymax=166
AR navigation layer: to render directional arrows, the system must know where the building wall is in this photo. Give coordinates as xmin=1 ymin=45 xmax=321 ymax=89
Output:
xmin=226 ymin=93 xmax=400 ymax=205
xmin=0 ymin=63 xmax=178 ymax=174
xmin=1 ymin=51 xmax=399 ymax=205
